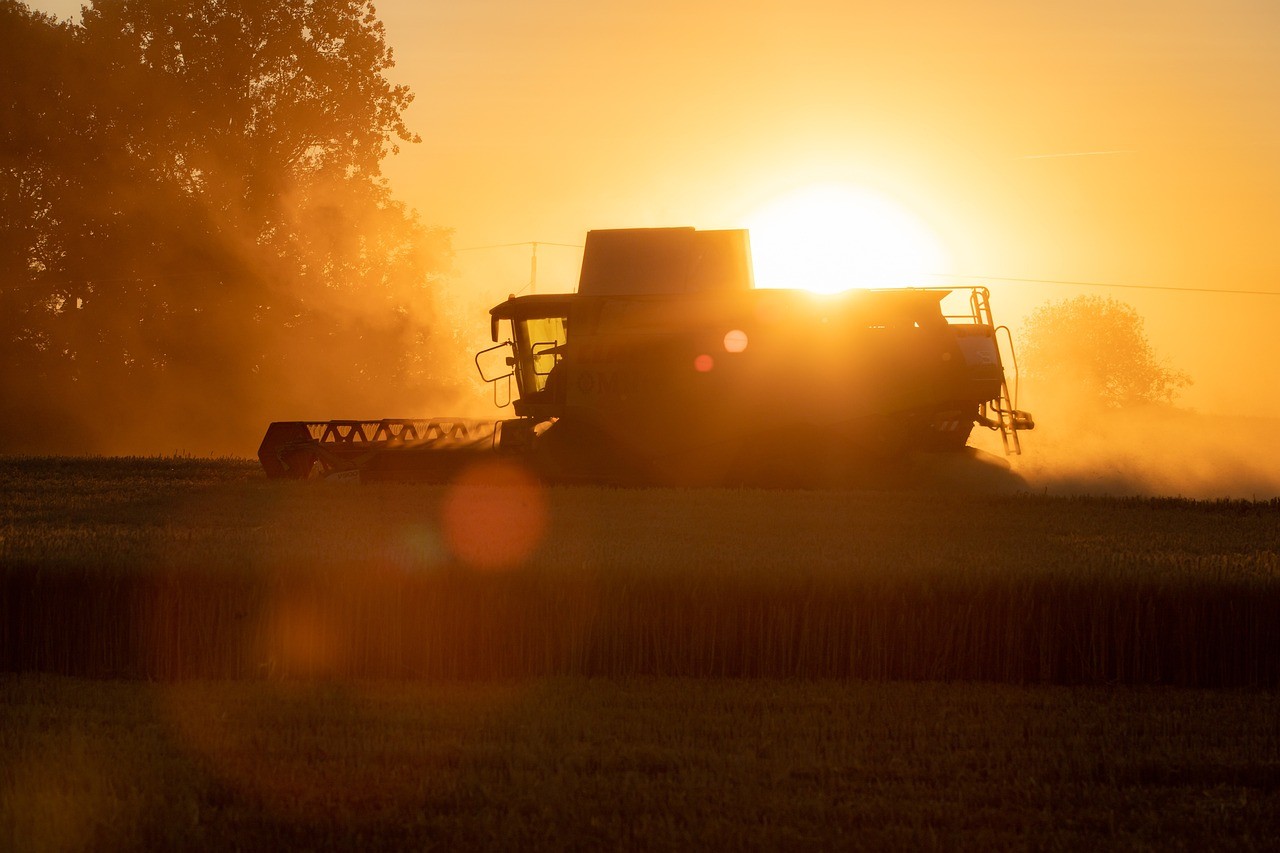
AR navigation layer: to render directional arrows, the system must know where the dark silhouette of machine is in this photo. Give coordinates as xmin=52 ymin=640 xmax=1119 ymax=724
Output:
xmin=258 ymin=227 xmax=1033 ymax=486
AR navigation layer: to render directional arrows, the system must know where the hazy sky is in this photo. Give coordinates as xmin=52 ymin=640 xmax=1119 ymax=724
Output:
xmin=27 ymin=0 xmax=1280 ymax=416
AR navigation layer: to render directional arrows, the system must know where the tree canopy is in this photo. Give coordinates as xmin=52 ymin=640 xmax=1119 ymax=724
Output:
xmin=1018 ymin=295 xmax=1190 ymax=411
xmin=0 ymin=0 xmax=453 ymax=453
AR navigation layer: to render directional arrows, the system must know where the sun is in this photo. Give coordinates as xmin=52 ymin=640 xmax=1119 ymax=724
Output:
xmin=744 ymin=184 xmax=949 ymax=293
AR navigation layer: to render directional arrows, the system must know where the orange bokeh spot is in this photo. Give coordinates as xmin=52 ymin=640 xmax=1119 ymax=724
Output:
xmin=723 ymin=329 xmax=748 ymax=353
xmin=442 ymin=460 xmax=547 ymax=571
xmin=694 ymin=354 xmax=714 ymax=372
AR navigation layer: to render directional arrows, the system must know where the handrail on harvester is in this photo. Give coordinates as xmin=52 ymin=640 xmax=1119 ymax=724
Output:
xmin=928 ymin=285 xmax=1033 ymax=455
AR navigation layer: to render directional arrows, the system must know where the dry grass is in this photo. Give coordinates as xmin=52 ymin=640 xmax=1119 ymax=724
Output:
xmin=2 ymin=457 xmax=1279 ymax=684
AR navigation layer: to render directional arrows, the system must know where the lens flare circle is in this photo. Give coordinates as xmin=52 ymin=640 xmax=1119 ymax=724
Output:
xmin=442 ymin=460 xmax=547 ymax=571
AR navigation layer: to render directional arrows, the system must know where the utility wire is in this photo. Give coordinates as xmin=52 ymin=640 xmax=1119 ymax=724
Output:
xmin=3 ymin=241 xmax=587 ymax=291
xmin=931 ymin=273 xmax=1280 ymax=297
xmin=457 ymin=240 xmax=584 ymax=296
xmin=457 ymin=241 xmax=583 ymax=251
xmin=1 ymin=271 xmax=218 ymax=291
xmin=6 ymin=265 xmax=1276 ymax=298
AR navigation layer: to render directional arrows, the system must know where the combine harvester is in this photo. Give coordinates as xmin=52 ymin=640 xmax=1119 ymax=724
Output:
xmin=259 ymin=227 xmax=1033 ymax=487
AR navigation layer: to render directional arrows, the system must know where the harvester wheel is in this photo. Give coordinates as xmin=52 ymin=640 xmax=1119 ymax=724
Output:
xmin=531 ymin=419 xmax=647 ymax=485
xmin=905 ymin=448 xmax=1027 ymax=493
xmin=726 ymin=425 xmax=904 ymax=490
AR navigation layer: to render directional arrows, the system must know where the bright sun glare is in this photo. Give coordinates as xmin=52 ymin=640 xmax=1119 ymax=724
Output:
xmin=745 ymin=184 xmax=949 ymax=293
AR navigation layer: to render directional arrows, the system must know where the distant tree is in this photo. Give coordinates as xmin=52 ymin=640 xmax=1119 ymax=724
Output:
xmin=0 ymin=3 xmax=81 ymax=393
xmin=1019 ymin=295 xmax=1190 ymax=410
xmin=0 ymin=0 xmax=453 ymax=452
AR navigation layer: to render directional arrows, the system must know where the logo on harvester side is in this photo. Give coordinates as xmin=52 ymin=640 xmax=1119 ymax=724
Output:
xmin=956 ymin=337 xmax=997 ymax=365
xmin=576 ymin=369 xmax=626 ymax=396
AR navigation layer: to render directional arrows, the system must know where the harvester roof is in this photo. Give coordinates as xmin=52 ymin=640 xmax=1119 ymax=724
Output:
xmin=576 ymin=227 xmax=754 ymax=297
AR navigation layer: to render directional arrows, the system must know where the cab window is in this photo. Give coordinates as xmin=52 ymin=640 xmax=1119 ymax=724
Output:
xmin=515 ymin=315 xmax=567 ymax=395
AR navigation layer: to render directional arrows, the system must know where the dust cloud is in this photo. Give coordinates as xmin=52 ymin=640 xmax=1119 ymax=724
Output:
xmin=0 ymin=190 xmax=482 ymax=457
xmin=1006 ymin=392 xmax=1280 ymax=501
xmin=990 ymin=291 xmax=1280 ymax=500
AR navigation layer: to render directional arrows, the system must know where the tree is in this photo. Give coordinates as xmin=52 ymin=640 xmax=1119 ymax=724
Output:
xmin=0 ymin=0 xmax=453 ymax=452
xmin=1018 ymin=295 xmax=1190 ymax=410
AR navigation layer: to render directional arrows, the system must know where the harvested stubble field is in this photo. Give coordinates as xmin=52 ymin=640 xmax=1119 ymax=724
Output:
xmin=3 ymin=457 xmax=1280 ymax=849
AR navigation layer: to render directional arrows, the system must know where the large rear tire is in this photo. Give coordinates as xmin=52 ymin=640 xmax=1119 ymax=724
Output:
xmin=904 ymin=448 xmax=1027 ymax=493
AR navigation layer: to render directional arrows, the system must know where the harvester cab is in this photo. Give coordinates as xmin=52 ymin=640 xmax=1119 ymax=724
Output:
xmin=477 ymin=295 xmax=574 ymax=420
xmin=259 ymin=226 xmax=1034 ymax=486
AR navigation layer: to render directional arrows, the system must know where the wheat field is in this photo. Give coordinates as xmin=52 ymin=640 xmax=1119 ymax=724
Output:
xmin=5 ymin=457 xmax=1280 ymax=849
xmin=2 ymin=457 xmax=1278 ymax=685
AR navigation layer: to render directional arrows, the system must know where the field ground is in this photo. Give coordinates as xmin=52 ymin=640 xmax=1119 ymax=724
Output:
xmin=2 ymin=457 xmax=1280 ymax=848
xmin=4 ymin=676 xmax=1279 ymax=850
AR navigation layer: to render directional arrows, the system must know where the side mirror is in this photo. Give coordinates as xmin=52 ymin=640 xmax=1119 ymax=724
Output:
xmin=475 ymin=341 xmax=516 ymax=382
xmin=530 ymin=341 xmax=564 ymax=376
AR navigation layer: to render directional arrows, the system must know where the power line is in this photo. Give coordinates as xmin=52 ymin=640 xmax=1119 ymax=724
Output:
xmin=1 ymin=271 xmax=218 ymax=291
xmin=1020 ymin=150 xmax=1136 ymax=160
xmin=456 ymin=240 xmax=583 ymax=295
xmin=6 ymin=265 xmax=1276 ymax=299
xmin=457 ymin=241 xmax=583 ymax=251
xmin=932 ymin=273 xmax=1280 ymax=297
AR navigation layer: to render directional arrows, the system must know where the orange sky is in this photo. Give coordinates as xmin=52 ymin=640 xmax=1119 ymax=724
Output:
xmin=31 ymin=0 xmax=1280 ymax=417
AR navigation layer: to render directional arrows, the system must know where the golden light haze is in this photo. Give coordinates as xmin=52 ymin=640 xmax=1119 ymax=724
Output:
xmin=385 ymin=0 xmax=1280 ymax=422
xmin=29 ymin=0 xmax=1280 ymax=421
